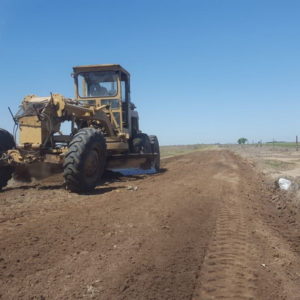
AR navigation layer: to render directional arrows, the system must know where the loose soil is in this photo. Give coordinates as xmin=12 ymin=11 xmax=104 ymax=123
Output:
xmin=0 ymin=150 xmax=300 ymax=299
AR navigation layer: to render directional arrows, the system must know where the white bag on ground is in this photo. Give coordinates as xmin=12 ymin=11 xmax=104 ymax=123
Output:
xmin=278 ymin=178 xmax=292 ymax=190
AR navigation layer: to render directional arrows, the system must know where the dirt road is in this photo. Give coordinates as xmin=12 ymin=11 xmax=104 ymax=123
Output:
xmin=1 ymin=150 xmax=300 ymax=299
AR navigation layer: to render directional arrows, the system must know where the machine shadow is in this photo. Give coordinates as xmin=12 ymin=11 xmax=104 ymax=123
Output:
xmin=2 ymin=168 xmax=168 ymax=194
xmin=80 ymin=167 xmax=168 ymax=195
xmin=83 ymin=186 xmax=123 ymax=195
xmin=103 ymin=167 xmax=168 ymax=182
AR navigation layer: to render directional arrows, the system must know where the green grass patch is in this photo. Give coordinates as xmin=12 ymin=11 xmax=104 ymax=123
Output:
xmin=264 ymin=142 xmax=298 ymax=148
xmin=263 ymin=159 xmax=296 ymax=170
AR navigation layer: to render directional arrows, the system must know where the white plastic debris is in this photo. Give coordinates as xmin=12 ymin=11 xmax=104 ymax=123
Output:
xmin=278 ymin=178 xmax=292 ymax=191
xmin=126 ymin=185 xmax=138 ymax=191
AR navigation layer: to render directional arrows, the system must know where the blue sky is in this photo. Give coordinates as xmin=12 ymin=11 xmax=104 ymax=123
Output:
xmin=0 ymin=0 xmax=300 ymax=145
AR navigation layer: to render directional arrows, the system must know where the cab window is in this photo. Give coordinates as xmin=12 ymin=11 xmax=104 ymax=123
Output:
xmin=78 ymin=71 xmax=118 ymax=97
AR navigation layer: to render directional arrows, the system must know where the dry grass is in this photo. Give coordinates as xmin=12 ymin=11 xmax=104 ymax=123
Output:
xmin=160 ymin=144 xmax=215 ymax=158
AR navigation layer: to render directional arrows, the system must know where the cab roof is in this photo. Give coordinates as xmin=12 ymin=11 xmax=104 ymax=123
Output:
xmin=73 ymin=64 xmax=130 ymax=76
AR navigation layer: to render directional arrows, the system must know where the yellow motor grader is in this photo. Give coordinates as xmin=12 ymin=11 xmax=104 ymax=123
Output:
xmin=0 ymin=64 xmax=160 ymax=192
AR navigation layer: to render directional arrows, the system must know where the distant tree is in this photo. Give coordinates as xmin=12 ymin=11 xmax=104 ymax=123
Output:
xmin=237 ymin=138 xmax=248 ymax=145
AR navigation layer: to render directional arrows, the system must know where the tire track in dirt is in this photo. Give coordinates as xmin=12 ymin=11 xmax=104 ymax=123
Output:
xmin=193 ymin=153 xmax=259 ymax=300
xmin=194 ymin=197 xmax=258 ymax=299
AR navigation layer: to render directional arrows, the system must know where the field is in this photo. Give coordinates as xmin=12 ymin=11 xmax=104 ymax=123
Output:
xmin=1 ymin=146 xmax=300 ymax=299
xmin=229 ymin=144 xmax=300 ymax=180
xmin=160 ymin=144 xmax=214 ymax=158
xmin=264 ymin=142 xmax=299 ymax=148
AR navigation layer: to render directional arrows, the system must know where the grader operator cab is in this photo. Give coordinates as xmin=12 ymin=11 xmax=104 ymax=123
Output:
xmin=0 ymin=64 xmax=160 ymax=192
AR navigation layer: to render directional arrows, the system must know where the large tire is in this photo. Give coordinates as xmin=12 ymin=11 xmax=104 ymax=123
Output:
xmin=0 ymin=129 xmax=15 ymax=153
xmin=131 ymin=133 xmax=153 ymax=169
xmin=149 ymin=135 xmax=160 ymax=172
xmin=63 ymin=128 xmax=106 ymax=193
xmin=0 ymin=129 xmax=15 ymax=191
xmin=131 ymin=133 xmax=152 ymax=154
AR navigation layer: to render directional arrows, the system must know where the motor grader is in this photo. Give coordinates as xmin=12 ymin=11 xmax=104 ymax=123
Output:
xmin=0 ymin=64 xmax=160 ymax=192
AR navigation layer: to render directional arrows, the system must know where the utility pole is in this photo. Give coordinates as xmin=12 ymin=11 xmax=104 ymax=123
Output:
xmin=296 ymin=136 xmax=299 ymax=151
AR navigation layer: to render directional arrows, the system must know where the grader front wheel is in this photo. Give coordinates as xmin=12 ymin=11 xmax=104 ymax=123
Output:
xmin=0 ymin=167 xmax=14 ymax=191
xmin=63 ymin=128 xmax=106 ymax=193
xmin=0 ymin=129 xmax=16 ymax=191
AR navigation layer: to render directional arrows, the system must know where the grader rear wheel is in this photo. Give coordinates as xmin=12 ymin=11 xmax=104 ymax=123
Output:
xmin=131 ymin=133 xmax=153 ymax=170
xmin=149 ymin=135 xmax=160 ymax=172
xmin=0 ymin=129 xmax=15 ymax=191
xmin=131 ymin=133 xmax=152 ymax=154
xmin=63 ymin=128 xmax=106 ymax=193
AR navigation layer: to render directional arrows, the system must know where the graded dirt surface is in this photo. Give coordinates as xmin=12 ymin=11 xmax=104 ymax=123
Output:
xmin=1 ymin=150 xmax=300 ymax=299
